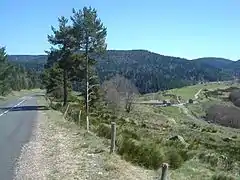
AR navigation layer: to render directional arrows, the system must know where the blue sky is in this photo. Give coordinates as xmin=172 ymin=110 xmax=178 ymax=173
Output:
xmin=1 ymin=0 xmax=240 ymax=60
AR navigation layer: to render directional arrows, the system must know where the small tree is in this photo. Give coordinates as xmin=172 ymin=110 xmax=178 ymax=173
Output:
xmin=0 ymin=47 xmax=13 ymax=95
xmin=102 ymin=81 xmax=121 ymax=115
xmin=188 ymin=99 xmax=194 ymax=104
xmin=102 ymin=74 xmax=139 ymax=113
xmin=71 ymin=6 xmax=107 ymax=131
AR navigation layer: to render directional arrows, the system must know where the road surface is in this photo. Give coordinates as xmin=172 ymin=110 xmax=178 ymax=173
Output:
xmin=0 ymin=94 xmax=46 ymax=180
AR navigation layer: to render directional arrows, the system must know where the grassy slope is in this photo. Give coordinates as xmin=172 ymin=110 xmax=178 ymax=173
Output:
xmin=37 ymin=97 xmax=158 ymax=179
xmin=137 ymin=82 xmax=240 ymax=179
xmin=48 ymin=82 xmax=240 ymax=179
xmin=138 ymin=82 xmax=233 ymax=102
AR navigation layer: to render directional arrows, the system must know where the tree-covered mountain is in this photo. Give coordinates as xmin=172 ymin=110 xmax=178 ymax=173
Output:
xmin=8 ymin=50 xmax=239 ymax=94
xmin=0 ymin=47 xmax=40 ymax=95
xmin=8 ymin=55 xmax=46 ymax=73
xmin=193 ymin=57 xmax=233 ymax=69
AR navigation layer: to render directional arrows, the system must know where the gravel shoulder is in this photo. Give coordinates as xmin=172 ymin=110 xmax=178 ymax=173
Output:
xmin=14 ymin=97 xmax=157 ymax=180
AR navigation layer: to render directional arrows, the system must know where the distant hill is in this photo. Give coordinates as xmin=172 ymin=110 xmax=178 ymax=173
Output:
xmin=193 ymin=57 xmax=233 ymax=69
xmin=7 ymin=50 xmax=239 ymax=93
xmin=8 ymin=55 xmax=46 ymax=73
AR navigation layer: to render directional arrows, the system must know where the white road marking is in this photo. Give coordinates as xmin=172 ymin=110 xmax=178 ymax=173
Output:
xmin=0 ymin=99 xmax=26 ymax=117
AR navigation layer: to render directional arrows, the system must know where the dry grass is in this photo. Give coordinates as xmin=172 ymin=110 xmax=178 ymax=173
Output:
xmin=15 ymin=96 xmax=158 ymax=180
xmin=0 ymin=89 xmax=44 ymax=104
xmin=14 ymin=84 xmax=240 ymax=180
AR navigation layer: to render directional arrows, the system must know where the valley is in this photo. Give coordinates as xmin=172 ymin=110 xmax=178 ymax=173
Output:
xmin=43 ymin=81 xmax=240 ymax=179
xmin=2 ymin=3 xmax=240 ymax=179
xmin=8 ymin=50 xmax=240 ymax=94
xmin=7 ymin=51 xmax=240 ymax=179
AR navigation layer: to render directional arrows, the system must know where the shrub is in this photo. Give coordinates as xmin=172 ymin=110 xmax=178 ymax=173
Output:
xmin=188 ymin=99 xmax=194 ymax=104
xmin=51 ymin=102 xmax=62 ymax=110
xmin=96 ymin=123 xmax=111 ymax=139
xmin=222 ymin=87 xmax=239 ymax=92
xmin=68 ymin=93 xmax=79 ymax=102
xmin=121 ymin=128 xmax=140 ymax=140
xmin=68 ymin=109 xmax=80 ymax=123
xmin=165 ymin=150 xmax=184 ymax=169
xmin=163 ymin=100 xmax=167 ymax=104
xmin=233 ymin=98 xmax=240 ymax=107
xmin=229 ymin=90 xmax=240 ymax=102
xmin=48 ymin=87 xmax=63 ymax=100
xmin=117 ymin=137 xmax=164 ymax=169
xmin=212 ymin=173 xmax=236 ymax=180
xmin=206 ymin=104 xmax=240 ymax=129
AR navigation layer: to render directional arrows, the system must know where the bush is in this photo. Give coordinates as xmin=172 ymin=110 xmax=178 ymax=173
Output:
xmin=229 ymin=90 xmax=240 ymax=102
xmin=212 ymin=173 xmax=236 ymax=180
xmin=68 ymin=109 xmax=80 ymax=123
xmin=233 ymin=98 xmax=240 ymax=107
xmin=117 ymin=137 xmax=164 ymax=169
xmin=49 ymin=87 xmax=63 ymax=100
xmin=188 ymin=99 xmax=194 ymax=104
xmin=121 ymin=128 xmax=140 ymax=140
xmin=206 ymin=104 xmax=240 ymax=129
xmin=51 ymin=102 xmax=62 ymax=110
xmin=165 ymin=150 xmax=184 ymax=169
xmin=96 ymin=123 xmax=111 ymax=139
xmin=68 ymin=93 xmax=79 ymax=102
xmin=223 ymin=86 xmax=239 ymax=92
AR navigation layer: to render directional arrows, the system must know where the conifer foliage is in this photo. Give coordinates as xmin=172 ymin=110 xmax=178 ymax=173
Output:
xmin=0 ymin=46 xmax=39 ymax=95
xmin=42 ymin=6 xmax=107 ymax=110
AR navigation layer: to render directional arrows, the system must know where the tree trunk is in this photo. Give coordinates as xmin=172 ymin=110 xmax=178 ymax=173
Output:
xmin=63 ymin=69 xmax=68 ymax=106
xmin=85 ymin=35 xmax=90 ymax=132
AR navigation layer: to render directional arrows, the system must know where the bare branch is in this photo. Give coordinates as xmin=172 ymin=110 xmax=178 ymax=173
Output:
xmin=101 ymin=74 xmax=139 ymax=113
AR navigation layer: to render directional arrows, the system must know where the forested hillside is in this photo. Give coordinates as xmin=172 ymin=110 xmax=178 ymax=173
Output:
xmin=8 ymin=50 xmax=239 ymax=94
xmin=0 ymin=47 xmax=40 ymax=95
xmin=8 ymin=55 xmax=46 ymax=73
xmin=96 ymin=50 xmax=234 ymax=93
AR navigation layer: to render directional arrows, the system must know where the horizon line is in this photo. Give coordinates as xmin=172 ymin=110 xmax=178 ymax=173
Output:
xmin=7 ymin=49 xmax=238 ymax=61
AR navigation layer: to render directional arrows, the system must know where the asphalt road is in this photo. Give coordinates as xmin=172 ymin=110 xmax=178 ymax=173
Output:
xmin=0 ymin=95 xmax=44 ymax=180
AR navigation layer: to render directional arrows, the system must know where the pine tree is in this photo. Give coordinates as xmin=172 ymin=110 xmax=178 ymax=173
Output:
xmin=47 ymin=17 xmax=77 ymax=106
xmin=0 ymin=47 xmax=12 ymax=95
xmin=71 ymin=6 xmax=107 ymax=132
xmin=0 ymin=46 xmax=39 ymax=94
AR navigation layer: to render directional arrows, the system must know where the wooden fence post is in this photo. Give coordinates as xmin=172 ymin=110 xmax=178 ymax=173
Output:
xmin=45 ymin=95 xmax=51 ymax=107
xmin=160 ymin=163 xmax=169 ymax=180
xmin=63 ymin=104 xmax=70 ymax=118
xmin=78 ymin=110 xmax=81 ymax=125
xmin=110 ymin=122 xmax=116 ymax=154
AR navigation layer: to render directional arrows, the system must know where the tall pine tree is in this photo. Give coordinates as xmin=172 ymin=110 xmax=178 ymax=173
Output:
xmin=71 ymin=6 xmax=107 ymax=131
xmin=47 ymin=17 xmax=77 ymax=106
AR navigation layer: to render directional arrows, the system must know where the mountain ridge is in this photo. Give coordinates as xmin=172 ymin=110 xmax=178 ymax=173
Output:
xmin=7 ymin=50 xmax=240 ymax=93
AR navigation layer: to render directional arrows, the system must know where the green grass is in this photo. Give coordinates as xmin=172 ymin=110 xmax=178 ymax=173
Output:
xmin=134 ymin=84 xmax=240 ymax=178
xmin=0 ymin=89 xmax=44 ymax=104
xmin=165 ymin=82 xmax=233 ymax=101
xmin=139 ymin=82 xmax=239 ymax=102
xmin=46 ymin=82 xmax=240 ymax=179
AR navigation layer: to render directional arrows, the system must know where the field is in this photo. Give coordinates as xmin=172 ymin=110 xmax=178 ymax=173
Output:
xmin=137 ymin=82 xmax=240 ymax=179
xmin=138 ymin=82 xmax=238 ymax=103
